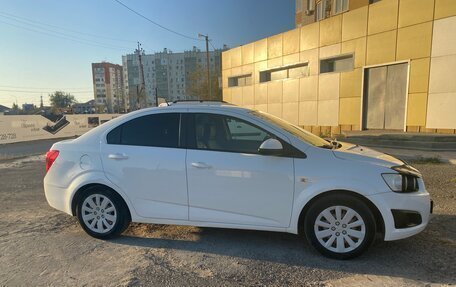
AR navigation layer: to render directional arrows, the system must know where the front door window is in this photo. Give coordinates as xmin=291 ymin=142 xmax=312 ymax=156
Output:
xmin=193 ymin=113 xmax=271 ymax=154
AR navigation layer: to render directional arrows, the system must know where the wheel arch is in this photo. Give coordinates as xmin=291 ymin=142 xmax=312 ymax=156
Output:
xmin=71 ymin=183 xmax=132 ymax=221
xmin=297 ymin=189 xmax=385 ymax=237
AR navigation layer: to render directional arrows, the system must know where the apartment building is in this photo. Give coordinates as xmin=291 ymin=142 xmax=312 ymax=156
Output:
xmin=295 ymin=0 xmax=382 ymax=27
xmin=122 ymin=47 xmax=223 ymax=109
xmin=91 ymin=62 xmax=124 ymax=113
xmin=223 ymin=0 xmax=456 ymax=134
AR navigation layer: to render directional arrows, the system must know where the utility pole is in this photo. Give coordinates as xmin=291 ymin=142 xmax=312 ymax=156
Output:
xmin=155 ymin=87 xmax=159 ymax=107
xmin=199 ymin=33 xmax=211 ymax=100
xmin=136 ymin=85 xmax=140 ymax=110
xmin=137 ymin=41 xmax=146 ymax=109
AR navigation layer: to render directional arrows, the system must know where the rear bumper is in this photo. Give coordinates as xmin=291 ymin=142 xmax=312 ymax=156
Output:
xmin=43 ymin=178 xmax=72 ymax=215
xmin=368 ymin=190 xmax=431 ymax=241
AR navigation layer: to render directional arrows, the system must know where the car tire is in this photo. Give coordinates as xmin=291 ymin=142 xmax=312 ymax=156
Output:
xmin=76 ymin=187 xmax=130 ymax=239
xmin=304 ymin=194 xmax=376 ymax=259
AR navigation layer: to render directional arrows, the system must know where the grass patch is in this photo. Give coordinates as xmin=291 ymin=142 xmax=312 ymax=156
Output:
xmin=320 ymin=131 xmax=331 ymax=138
xmin=410 ymin=156 xmax=443 ymax=164
xmin=450 ymin=178 xmax=456 ymax=184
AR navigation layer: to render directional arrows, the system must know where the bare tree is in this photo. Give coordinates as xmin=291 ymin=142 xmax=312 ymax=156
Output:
xmin=186 ymin=65 xmax=221 ymax=101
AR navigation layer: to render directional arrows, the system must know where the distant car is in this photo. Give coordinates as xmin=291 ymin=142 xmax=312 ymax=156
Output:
xmin=44 ymin=102 xmax=432 ymax=259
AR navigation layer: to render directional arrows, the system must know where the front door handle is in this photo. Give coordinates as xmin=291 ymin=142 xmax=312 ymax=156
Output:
xmin=108 ymin=153 xmax=129 ymax=160
xmin=191 ymin=162 xmax=211 ymax=169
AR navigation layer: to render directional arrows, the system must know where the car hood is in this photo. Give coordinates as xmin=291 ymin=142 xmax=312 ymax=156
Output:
xmin=332 ymin=141 xmax=404 ymax=168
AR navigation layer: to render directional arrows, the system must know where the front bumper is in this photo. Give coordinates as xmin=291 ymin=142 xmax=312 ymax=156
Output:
xmin=367 ymin=190 xmax=431 ymax=241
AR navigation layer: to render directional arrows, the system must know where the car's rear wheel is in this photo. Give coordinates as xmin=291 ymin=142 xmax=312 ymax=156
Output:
xmin=304 ymin=194 xmax=376 ymax=259
xmin=76 ymin=187 xmax=130 ymax=239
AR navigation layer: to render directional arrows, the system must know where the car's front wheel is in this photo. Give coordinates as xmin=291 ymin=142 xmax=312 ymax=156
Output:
xmin=304 ymin=194 xmax=376 ymax=259
xmin=76 ymin=187 xmax=130 ymax=239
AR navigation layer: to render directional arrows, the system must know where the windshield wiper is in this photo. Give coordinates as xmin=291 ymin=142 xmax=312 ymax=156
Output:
xmin=319 ymin=144 xmax=335 ymax=149
xmin=322 ymin=139 xmax=342 ymax=149
xmin=331 ymin=140 xmax=342 ymax=149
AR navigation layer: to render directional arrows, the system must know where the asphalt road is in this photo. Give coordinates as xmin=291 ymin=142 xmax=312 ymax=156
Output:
xmin=0 ymin=138 xmax=74 ymax=160
xmin=0 ymin=155 xmax=455 ymax=286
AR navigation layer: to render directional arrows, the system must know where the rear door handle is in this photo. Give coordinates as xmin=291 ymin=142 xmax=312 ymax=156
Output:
xmin=191 ymin=162 xmax=211 ymax=169
xmin=108 ymin=153 xmax=129 ymax=160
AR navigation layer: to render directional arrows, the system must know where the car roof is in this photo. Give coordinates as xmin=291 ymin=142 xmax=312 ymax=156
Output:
xmin=144 ymin=101 xmax=252 ymax=114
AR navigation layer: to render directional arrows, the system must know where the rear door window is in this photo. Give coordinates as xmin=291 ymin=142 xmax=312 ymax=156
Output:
xmin=107 ymin=113 xmax=180 ymax=148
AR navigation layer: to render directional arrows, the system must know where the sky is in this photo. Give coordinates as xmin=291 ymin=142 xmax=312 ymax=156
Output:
xmin=0 ymin=0 xmax=294 ymax=107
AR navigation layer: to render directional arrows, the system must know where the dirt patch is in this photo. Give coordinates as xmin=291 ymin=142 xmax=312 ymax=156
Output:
xmin=0 ymin=158 xmax=455 ymax=286
xmin=0 ymin=160 xmax=147 ymax=286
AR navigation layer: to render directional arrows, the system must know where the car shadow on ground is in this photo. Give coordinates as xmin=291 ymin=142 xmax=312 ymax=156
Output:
xmin=111 ymin=214 xmax=456 ymax=285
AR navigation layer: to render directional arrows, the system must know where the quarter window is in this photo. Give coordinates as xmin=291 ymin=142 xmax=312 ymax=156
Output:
xmin=107 ymin=113 xmax=180 ymax=148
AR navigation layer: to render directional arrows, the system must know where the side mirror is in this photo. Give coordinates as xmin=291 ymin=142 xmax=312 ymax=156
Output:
xmin=258 ymin=138 xmax=283 ymax=156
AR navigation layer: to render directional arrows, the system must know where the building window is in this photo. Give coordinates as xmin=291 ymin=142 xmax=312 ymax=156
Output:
xmin=306 ymin=0 xmax=315 ymax=12
xmin=316 ymin=0 xmax=329 ymax=21
xmin=296 ymin=0 xmax=303 ymax=12
xmin=259 ymin=63 xmax=309 ymax=83
xmin=289 ymin=65 xmax=309 ymax=78
xmin=333 ymin=0 xmax=349 ymax=14
xmin=270 ymin=70 xmax=288 ymax=81
xmin=320 ymin=54 xmax=354 ymax=73
xmin=228 ymin=74 xmax=252 ymax=87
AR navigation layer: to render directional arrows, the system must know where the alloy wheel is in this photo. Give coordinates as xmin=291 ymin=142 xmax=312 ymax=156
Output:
xmin=81 ymin=194 xmax=117 ymax=234
xmin=314 ymin=205 xmax=366 ymax=253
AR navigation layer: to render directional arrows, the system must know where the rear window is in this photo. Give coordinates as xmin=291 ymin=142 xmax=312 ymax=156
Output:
xmin=107 ymin=113 xmax=180 ymax=148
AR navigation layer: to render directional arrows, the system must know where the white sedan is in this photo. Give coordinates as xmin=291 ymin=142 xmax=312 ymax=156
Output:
xmin=44 ymin=102 xmax=432 ymax=259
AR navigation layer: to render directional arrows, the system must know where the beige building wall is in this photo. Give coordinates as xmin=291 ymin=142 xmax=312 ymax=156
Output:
xmin=223 ymin=0 xmax=456 ymax=135
xmin=426 ymin=15 xmax=456 ymax=130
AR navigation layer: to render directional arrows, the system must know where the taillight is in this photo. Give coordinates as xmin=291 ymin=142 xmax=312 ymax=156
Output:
xmin=45 ymin=150 xmax=59 ymax=172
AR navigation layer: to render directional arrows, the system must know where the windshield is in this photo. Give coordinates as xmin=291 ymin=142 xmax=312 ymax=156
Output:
xmin=250 ymin=111 xmax=332 ymax=148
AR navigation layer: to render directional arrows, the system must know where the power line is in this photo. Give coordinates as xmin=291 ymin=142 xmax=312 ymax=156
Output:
xmin=0 ymin=89 xmax=92 ymax=94
xmin=0 ymin=19 xmax=130 ymax=51
xmin=0 ymin=11 xmax=137 ymax=44
xmin=113 ymin=0 xmax=203 ymax=42
xmin=0 ymin=14 xmax=131 ymax=50
xmin=0 ymin=85 xmax=92 ymax=90
xmin=208 ymin=39 xmax=217 ymax=51
xmin=0 ymin=19 xmax=127 ymax=51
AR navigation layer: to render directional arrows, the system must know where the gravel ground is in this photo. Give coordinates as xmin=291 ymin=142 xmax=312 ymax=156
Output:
xmin=0 ymin=157 xmax=454 ymax=286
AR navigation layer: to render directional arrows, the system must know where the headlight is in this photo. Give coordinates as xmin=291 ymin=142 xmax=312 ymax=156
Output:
xmin=382 ymin=174 xmax=404 ymax=192
xmin=382 ymin=173 xmax=419 ymax=193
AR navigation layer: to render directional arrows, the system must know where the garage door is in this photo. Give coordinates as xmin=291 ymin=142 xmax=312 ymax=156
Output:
xmin=363 ymin=63 xmax=408 ymax=130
